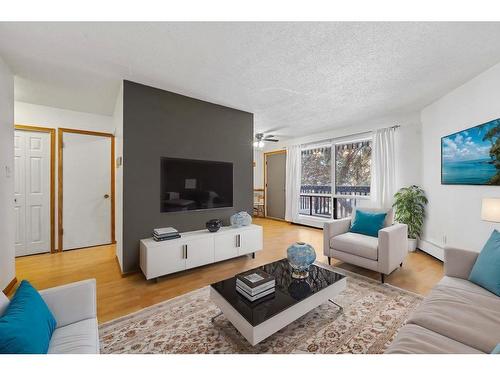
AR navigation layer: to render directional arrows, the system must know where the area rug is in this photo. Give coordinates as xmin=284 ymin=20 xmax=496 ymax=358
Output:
xmin=99 ymin=269 xmax=422 ymax=354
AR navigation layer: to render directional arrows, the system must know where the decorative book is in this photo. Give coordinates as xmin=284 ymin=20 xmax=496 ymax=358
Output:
xmin=236 ymin=285 xmax=275 ymax=302
xmin=236 ymin=269 xmax=275 ymax=289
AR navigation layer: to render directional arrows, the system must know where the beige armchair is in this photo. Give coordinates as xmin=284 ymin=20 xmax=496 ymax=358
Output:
xmin=323 ymin=208 xmax=408 ymax=283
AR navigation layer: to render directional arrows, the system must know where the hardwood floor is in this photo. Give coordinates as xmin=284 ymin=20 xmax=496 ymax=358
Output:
xmin=13 ymin=218 xmax=443 ymax=323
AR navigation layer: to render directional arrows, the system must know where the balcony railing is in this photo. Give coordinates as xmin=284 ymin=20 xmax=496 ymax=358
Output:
xmin=299 ymin=185 xmax=370 ymax=219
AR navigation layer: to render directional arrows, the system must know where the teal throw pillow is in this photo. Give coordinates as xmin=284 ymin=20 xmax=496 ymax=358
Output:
xmin=350 ymin=210 xmax=387 ymax=238
xmin=0 ymin=280 xmax=57 ymax=354
xmin=469 ymin=229 xmax=500 ymax=296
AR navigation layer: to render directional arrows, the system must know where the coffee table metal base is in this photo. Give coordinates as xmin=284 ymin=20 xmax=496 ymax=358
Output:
xmin=209 ymin=277 xmax=346 ymax=346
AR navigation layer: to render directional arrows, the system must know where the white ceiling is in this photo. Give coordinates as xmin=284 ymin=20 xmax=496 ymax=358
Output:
xmin=2 ymin=22 xmax=500 ymax=137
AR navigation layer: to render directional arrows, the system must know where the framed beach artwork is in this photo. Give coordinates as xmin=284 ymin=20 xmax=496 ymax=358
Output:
xmin=441 ymin=118 xmax=500 ymax=185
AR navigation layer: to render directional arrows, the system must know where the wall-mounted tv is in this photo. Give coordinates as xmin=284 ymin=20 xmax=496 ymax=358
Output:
xmin=160 ymin=157 xmax=233 ymax=212
xmin=441 ymin=118 xmax=500 ymax=185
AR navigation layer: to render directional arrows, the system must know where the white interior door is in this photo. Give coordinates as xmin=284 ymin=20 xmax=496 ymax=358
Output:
xmin=14 ymin=130 xmax=51 ymax=256
xmin=62 ymin=132 xmax=112 ymax=250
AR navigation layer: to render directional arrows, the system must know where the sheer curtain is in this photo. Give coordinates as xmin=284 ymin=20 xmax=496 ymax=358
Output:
xmin=372 ymin=127 xmax=396 ymax=208
xmin=285 ymin=144 xmax=301 ymax=222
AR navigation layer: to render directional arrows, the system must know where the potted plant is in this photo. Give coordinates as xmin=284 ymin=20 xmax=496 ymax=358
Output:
xmin=392 ymin=185 xmax=428 ymax=251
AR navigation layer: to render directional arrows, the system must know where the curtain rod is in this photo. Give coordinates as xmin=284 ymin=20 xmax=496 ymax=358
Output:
xmin=299 ymin=124 xmax=400 ymax=148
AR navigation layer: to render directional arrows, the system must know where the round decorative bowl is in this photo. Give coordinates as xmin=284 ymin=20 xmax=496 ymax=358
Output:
xmin=230 ymin=211 xmax=252 ymax=228
xmin=287 ymin=242 xmax=316 ymax=279
xmin=206 ymin=219 xmax=222 ymax=232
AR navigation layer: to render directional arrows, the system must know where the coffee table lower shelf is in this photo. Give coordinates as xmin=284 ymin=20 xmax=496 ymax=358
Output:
xmin=209 ymin=276 xmax=346 ymax=346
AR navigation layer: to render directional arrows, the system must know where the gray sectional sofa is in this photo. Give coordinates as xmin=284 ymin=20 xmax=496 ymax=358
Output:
xmin=386 ymin=246 xmax=500 ymax=354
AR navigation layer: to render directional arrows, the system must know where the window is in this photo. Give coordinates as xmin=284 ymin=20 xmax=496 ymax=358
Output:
xmin=299 ymin=139 xmax=372 ymax=220
xmin=300 ymin=146 xmax=332 ymax=218
xmin=334 ymin=140 xmax=372 ymax=218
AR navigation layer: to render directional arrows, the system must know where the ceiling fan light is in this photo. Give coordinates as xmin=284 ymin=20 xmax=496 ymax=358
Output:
xmin=258 ymin=141 xmax=265 ymax=148
xmin=253 ymin=141 xmax=259 ymax=147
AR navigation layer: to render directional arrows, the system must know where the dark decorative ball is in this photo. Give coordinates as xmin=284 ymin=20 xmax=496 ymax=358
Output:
xmin=206 ymin=219 xmax=222 ymax=232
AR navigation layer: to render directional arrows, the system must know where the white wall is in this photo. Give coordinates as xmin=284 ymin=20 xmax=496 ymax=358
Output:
xmin=113 ymin=83 xmax=124 ymax=272
xmin=253 ymin=149 xmax=264 ymax=189
xmin=15 ymin=102 xmax=114 ymax=133
xmin=14 ymin=101 xmax=114 ymax=250
xmin=421 ymin=61 xmax=500 ymax=259
xmin=258 ymin=112 xmax=422 ymax=227
xmin=0 ymin=57 xmax=15 ymax=290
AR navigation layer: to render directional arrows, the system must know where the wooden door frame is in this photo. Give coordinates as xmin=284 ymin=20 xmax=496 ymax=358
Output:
xmin=58 ymin=128 xmax=115 ymax=252
xmin=15 ymin=124 xmax=56 ymax=253
xmin=263 ymin=149 xmax=287 ymax=220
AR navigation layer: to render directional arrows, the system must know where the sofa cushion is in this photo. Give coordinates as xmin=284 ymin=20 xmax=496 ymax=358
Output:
xmin=438 ymin=276 xmax=497 ymax=298
xmin=48 ymin=318 xmax=99 ymax=354
xmin=469 ymin=229 xmax=500 ymax=296
xmin=407 ymin=284 xmax=500 ymax=353
xmin=0 ymin=280 xmax=57 ymax=354
xmin=0 ymin=293 xmax=9 ymax=316
xmin=330 ymin=232 xmax=378 ymax=260
xmin=386 ymin=323 xmax=483 ymax=354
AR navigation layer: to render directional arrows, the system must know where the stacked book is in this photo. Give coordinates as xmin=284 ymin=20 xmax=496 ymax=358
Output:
xmin=236 ymin=269 xmax=275 ymax=302
xmin=153 ymin=227 xmax=180 ymax=241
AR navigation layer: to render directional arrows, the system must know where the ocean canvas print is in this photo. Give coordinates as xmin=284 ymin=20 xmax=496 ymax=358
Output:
xmin=441 ymin=118 xmax=500 ymax=185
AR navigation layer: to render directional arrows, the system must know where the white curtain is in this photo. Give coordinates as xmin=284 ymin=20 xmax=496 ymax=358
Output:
xmin=372 ymin=127 xmax=396 ymax=208
xmin=285 ymin=144 xmax=301 ymax=222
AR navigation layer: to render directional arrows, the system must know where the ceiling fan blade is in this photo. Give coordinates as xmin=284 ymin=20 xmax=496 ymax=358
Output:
xmin=264 ymin=139 xmax=279 ymax=142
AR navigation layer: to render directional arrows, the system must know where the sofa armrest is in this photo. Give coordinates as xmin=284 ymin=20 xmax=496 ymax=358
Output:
xmin=444 ymin=246 xmax=479 ymax=280
xmin=39 ymin=279 xmax=97 ymax=328
xmin=323 ymin=218 xmax=351 ymax=255
xmin=378 ymin=223 xmax=408 ymax=275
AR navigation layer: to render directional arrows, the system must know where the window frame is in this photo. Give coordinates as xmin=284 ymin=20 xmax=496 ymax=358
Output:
xmin=298 ymin=135 xmax=373 ymax=221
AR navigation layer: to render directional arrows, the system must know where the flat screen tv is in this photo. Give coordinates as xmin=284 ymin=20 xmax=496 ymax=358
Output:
xmin=160 ymin=157 xmax=233 ymax=212
xmin=441 ymin=118 xmax=500 ymax=185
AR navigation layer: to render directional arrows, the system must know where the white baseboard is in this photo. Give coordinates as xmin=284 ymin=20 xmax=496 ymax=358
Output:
xmin=418 ymin=239 xmax=444 ymax=261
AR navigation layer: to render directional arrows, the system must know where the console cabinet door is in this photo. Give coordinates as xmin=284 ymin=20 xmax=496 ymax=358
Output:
xmin=142 ymin=241 xmax=186 ymax=279
xmin=185 ymin=237 xmax=215 ymax=269
xmin=214 ymin=232 xmax=239 ymax=262
xmin=238 ymin=227 xmax=263 ymax=256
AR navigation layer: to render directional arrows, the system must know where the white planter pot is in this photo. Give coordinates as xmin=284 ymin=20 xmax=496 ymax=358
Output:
xmin=408 ymin=238 xmax=417 ymax=252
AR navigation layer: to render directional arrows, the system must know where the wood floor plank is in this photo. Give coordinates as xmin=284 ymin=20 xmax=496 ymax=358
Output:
xmin=13 ymin=218 xmax=443 ymax=323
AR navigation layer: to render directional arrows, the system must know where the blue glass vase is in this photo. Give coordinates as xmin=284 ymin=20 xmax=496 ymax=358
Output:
xmin=230 ymin=211 xmax=252 ymax=227
xmin=287 ymin=242 xmax=316 ymax=279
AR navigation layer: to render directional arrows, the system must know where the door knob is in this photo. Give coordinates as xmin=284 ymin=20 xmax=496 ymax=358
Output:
xmin=104 ymin=194 xmax=110 ymax=199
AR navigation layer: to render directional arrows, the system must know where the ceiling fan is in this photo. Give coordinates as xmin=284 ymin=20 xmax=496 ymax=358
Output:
xmin=253 ymin=133 xmax=279 ymax=148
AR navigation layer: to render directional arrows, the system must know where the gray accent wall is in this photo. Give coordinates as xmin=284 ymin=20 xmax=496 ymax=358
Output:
xmin=122 ymin=80 xmax=254 ymax=273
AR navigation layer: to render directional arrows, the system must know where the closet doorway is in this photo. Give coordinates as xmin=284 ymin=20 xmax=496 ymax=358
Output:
xmin=14 ymin=125 xmax=55 ymax=256
xmin=58 ymin=128 xmax=115 ymax=251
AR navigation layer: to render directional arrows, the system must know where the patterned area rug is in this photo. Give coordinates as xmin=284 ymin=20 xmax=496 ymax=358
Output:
xmin=99 ymin=269 xmax=422 ymax=354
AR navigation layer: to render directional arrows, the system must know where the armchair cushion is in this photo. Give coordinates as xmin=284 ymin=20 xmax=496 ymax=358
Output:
xmin=350 ymin=209 xmax=387 ymax=237
xmin=330 ymin=232 xmax=378 ymax=260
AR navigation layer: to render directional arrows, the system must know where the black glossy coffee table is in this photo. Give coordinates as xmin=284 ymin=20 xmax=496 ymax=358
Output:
xmin=210 ymin=258 xmax=346 ymax=346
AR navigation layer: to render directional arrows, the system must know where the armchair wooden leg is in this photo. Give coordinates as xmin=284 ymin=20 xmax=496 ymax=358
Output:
xmin=380 ymin=273 xmax=385 ymax=283
xmin=328 ymin=257 xmax=331 ymax=266
xmin=400 ymin=262 xmax=403 ymax=267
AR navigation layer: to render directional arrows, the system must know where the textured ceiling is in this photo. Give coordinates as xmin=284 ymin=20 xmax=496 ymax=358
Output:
xmin=1 ymin=22 xmax=500 ymax=137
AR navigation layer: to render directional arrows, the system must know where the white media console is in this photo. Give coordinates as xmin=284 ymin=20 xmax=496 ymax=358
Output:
xmin=140 ymin=224 xmax=263 ymax=280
